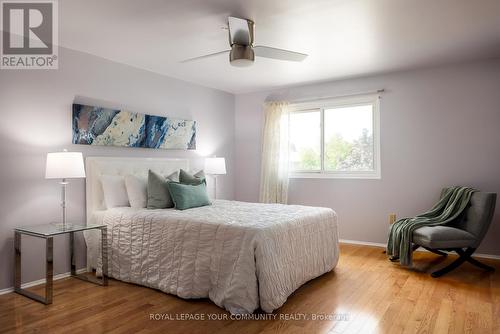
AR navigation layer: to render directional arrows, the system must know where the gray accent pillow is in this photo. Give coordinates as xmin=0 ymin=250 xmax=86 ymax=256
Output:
xmin=147 ymin=170 xmax=179 ymax=209
xmin=167 ymin=182 xmax=211 ymax=210
xmin=179 ymin=169 xmax=206 ymax=185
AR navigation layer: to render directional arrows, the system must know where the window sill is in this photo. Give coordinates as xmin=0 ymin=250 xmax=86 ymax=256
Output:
xmin=289 ymin=172 xmax=381 ymax=179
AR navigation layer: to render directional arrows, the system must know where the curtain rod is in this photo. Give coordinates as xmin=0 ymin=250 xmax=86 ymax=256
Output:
xmin=288 ymin=89 xmax=385 ymax=104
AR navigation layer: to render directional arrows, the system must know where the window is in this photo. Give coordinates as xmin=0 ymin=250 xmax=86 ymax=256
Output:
xmin=288 ymin=94 xmax=380 ymax=179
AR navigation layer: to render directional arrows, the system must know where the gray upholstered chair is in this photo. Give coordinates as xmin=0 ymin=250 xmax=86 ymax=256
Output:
xmin=412 ymin=190 xmax=497 ymax=277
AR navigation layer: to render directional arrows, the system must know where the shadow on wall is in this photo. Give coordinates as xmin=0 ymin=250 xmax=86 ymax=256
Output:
xmin=480 ymin=204 xmax=500 ymax=256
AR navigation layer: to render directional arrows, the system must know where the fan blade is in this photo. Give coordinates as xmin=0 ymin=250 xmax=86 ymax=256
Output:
xmin=254 ymin=46 xmax=308 ymax=62
xmin=180 ymin=50 xmax=230 ymax=63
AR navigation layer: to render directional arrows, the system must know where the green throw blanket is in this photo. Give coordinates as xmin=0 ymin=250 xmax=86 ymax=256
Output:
xmin=387 ymin=186 xmax=476 ymax=266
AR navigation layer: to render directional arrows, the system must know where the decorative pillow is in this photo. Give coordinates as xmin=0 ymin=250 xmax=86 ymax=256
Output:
xmin=101 ymin=175 xmax=130 ymax=208
xmin=167 ymin=182 xmax=211 ymax=210
xmin=147 ymin=170 xmax=179 ymax=209
xmin=124 ymin=175 xmax=147 ymax=208
xmin=179 ymin=169 xmax=206 ymax=185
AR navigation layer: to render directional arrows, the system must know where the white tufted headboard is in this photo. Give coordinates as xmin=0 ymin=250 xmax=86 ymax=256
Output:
xmin=85 ymin=157 xmax=189 ymax=224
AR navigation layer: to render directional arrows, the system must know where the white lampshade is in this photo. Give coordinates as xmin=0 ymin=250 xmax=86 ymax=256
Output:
xmin=45 ymin=151 xmax=86 ymax=179
xmin=204 ymin=157 xmax=226 ymax=175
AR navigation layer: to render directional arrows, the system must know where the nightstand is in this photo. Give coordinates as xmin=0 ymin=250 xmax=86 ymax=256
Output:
xmin=14 ymin=223 xmax=108 ymax=304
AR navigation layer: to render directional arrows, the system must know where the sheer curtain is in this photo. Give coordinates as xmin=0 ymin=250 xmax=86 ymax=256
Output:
xmin=259 ymin=101 xmax=290 ymax=204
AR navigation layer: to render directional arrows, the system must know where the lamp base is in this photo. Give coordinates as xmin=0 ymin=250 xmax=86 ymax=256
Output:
xmin=60 ymin=179 xmax=68 ymax=228
xmin=213 ymin=175 xmax=218 ymax=200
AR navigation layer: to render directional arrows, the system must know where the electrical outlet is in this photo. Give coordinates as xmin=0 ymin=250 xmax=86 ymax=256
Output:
xmin=389 ymin=213 xmax=397 ymax=225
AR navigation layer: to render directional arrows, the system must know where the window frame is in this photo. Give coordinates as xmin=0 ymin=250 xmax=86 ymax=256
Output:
xmin=288 ymin=94 xmax=381 ymax=179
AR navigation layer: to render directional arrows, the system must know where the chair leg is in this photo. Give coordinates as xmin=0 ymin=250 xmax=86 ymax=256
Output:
xmin=431 ymin=248 xmax=491 ymax=278
xmin=431 ymin=254 xmax=467 ymax=278
xmin=456 ymin=248 xmax=495 ymax=272
xmin=466 ymin=257 xmax=495 ymax=271
xmin=431 ymin=248 xmax=474 ymax=278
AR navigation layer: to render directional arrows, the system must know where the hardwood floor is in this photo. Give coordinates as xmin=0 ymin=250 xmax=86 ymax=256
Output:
xmin=1 ymin=244 xmax=499 ymax=334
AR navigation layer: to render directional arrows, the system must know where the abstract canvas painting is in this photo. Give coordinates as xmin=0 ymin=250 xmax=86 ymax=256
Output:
xmin=72 ymin=104 xmax=196 ymax=150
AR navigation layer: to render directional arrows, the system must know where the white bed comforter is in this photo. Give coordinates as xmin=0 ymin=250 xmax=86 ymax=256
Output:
xmin=85 ymin=200 xmax=339 ymax=314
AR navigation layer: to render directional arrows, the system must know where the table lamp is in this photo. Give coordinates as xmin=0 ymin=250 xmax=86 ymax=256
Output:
xmin=204 ymin=157 xmax=226 ymax=199
xmin=45 ymin=150 xmax=86 ymax=228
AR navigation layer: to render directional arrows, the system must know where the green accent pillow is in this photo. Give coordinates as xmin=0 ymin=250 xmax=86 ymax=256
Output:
xmin=146 ymin=170 xmax=179 ymax=209
xmin=167 ymin=182 xmax=211 ymax=210
xmin=179 ymin=169 xmax=206 ymax=185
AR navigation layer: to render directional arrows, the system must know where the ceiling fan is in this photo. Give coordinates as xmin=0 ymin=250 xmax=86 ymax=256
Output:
xmin=181 ymin=16 xmax=308 ymax=67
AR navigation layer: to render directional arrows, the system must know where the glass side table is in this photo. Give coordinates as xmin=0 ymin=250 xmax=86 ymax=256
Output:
xmin=14 ymin=223 xmax=108 ymax=305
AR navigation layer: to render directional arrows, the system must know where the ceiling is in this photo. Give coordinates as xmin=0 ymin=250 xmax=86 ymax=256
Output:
xmin=59 ymin=0 xmax=500 ymax=94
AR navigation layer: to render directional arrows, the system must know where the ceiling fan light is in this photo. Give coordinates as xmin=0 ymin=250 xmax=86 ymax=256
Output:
xmin=230 ymin=45 xmax=254 ymax=67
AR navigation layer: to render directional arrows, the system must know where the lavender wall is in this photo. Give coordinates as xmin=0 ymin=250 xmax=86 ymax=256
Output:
xmin=1 ymin=51 xmax=499 ymax=293
xmin=235 ymin=59 xmax=500 ymax=256
xmin=0 ymin=47 xmax=235 ymax=291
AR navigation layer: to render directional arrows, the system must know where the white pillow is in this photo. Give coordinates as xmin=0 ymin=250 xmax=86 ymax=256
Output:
xmin=101 ymin=175 xmax=130 ymax=209
xmin=125 ymin=175 xmax=147 ymax=208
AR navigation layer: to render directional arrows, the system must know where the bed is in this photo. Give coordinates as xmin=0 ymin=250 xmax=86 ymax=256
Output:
xmin=84 ymin=157 xmax=339 ymax=314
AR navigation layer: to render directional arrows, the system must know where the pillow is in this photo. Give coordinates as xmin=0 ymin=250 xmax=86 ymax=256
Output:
xmin=167 ymin=182 xmax=211 ymax=210
xmin=179 ymin=169 xmax=206 ymax=185
xmin=147 ymin=170 xmax=179 ymax=209
xmin=125 ymin=175 xmax=147 ymax=208
xmin=101 ymin=175 xmax=130 ymax=208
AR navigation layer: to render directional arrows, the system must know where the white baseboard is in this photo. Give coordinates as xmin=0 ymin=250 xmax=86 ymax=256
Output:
xmin=469 ymin=252 xmax=500 ymax=260
xmin=0 ymin=268 xmax=87 ymax=296
xmin=340 ymin=239 xmax=386 ymax=248
xmin=339 ymin=239 xmax=500 ymax=260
